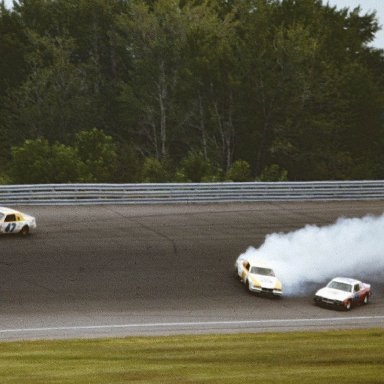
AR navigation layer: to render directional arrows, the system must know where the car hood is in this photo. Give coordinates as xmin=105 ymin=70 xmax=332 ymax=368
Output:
xmin=250 ymin=273 xmax=279 ymax=288
xmin=316 ymin=287 xmax=351 ymax=302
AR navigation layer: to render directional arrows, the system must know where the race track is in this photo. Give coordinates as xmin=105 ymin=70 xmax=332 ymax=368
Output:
xmin=1 ymin=201 xmax=383 ymax=341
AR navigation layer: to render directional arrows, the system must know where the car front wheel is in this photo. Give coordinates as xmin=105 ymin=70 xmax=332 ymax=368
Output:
xmin=344 ymin=300 xmax=352 ymax=311
xmin=363 ymin=294 xmax=369 ymax=305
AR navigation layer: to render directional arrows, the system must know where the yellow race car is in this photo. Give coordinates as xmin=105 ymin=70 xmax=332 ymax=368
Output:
xmin=235 ymin=256 xmax=283 ymax=296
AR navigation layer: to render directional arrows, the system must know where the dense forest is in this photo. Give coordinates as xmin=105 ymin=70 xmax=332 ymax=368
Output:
xmin=1 ymin=0 xmax=384 ymax=183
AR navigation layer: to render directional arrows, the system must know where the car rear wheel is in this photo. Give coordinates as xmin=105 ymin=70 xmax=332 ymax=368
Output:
xmin=20 ymin=225 xmax=29 ymax=236
xmin=363 ymin=294 xmax=369 ymax=305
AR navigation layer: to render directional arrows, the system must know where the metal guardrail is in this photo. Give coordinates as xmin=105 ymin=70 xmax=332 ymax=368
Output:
xmin=1 ymin=181 xmax=384 ymax=205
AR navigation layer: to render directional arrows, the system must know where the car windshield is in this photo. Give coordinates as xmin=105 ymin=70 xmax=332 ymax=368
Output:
xmin=327 ymin=281 xmax=352 ymax=292
xmin=250 ymin=267 xmax=275 ymax=276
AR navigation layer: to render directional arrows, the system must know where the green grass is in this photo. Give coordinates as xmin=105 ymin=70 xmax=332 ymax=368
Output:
xmin=0 ymin=329 xmax=383 ymax=383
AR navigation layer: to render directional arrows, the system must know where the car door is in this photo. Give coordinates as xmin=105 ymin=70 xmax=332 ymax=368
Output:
xmin=353 ymin=283 xmax=362 ymax=303
xmin=3 ymin=214 xmax=18 ymax=233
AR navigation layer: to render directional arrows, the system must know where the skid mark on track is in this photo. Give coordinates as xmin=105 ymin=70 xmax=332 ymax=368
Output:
xmin=102 ymin=206 xmax=179 ymax=258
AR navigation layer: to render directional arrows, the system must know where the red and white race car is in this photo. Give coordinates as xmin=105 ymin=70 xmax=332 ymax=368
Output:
xmin=314 ymin=277 xmax=371 ymax=311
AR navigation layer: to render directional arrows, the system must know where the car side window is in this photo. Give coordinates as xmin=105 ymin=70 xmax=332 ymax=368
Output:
xmin=243 ymin=262 xmax=250 ymax=271
xmin=4 ymin=214 xmax=16 ymax=222
xmin=354 ymin=284 xmax=360 ymax=292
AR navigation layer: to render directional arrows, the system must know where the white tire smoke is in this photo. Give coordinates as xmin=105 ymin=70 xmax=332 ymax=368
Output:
xmin=237 ymin=214 xmax=384 ymax=296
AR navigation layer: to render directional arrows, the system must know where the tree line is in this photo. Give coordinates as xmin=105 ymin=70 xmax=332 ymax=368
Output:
xmin=1 ymin=0 xmax=384 ymax=183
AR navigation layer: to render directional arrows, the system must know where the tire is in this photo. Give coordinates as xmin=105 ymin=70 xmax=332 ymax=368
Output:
xmin=344 ymin=300 xmax=352 ymax=311
xmin=20 ymin=225 xmax=29 ymax=236
xmin=363 ymin=294 xmax=369 ymax=305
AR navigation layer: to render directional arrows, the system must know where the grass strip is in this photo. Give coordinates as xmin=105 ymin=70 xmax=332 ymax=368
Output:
xmin=0 ymin=329 xmax=383 ymax=383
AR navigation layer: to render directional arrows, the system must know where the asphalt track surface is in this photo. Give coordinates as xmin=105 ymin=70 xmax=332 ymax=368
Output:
xmin=1 ymin=201 xmax=383 ymax=341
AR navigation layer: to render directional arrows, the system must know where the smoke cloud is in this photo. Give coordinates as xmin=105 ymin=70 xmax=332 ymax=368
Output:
xmin=238 ymin=214 xmax=384 ymax=295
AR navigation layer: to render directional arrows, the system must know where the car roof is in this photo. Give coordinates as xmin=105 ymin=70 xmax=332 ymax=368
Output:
xmin=331 ymin=277 xmax=361 ymax=285
xmin=0 ymin=207 xmax=19 ymax=215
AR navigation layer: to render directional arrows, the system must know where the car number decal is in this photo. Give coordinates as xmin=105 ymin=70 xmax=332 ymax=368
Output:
xmin=5 ymin=223 xmax=16 ymax=233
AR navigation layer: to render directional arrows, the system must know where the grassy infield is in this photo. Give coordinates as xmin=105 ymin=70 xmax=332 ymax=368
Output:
xmin=0 ymin=329 xmax=383 ymax=383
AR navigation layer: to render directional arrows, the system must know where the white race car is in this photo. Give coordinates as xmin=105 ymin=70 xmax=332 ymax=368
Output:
xmin=0 ymin=207 xmax=36 ymax=235
xmin=314 ymin=277 xmax=371 ymax=311
xmin=235 ymin=257 xmax=283 ymax=296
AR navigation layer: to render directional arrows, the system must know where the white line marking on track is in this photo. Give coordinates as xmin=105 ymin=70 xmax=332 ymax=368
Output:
xmin=1 ymin=316 xmax=383 ymax=334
